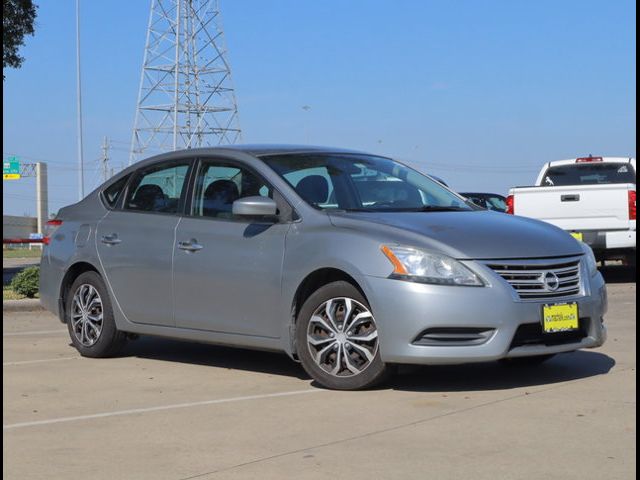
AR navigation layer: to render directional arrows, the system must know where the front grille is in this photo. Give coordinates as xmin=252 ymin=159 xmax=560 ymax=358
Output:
xmin=510 ymin=319 xmax=589 ymax=349
xmin=486 ymin=258 xmax=582 ymax=301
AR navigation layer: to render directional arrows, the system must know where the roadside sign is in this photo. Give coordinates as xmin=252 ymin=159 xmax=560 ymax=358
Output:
xmin=28 ymin=233 xmax=44 ymax=240
xmin=3 ymin=157 xmax=21 ymax=180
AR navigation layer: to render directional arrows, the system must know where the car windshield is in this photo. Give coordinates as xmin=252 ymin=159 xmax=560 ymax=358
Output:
xmin=542 ymin=163 xmax=636 ymax=186
xmin=261 ymin=153 xmax=471 ymax=212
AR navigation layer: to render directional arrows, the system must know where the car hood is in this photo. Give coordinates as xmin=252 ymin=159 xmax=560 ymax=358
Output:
xmin=328 ymin=210 xmax=584 ymax=260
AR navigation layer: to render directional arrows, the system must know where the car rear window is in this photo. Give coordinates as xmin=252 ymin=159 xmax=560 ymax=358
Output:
xmin=542 ymin=163 xmax=636 ymax=186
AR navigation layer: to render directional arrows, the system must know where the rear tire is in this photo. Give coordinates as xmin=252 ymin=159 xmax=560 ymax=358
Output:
xmin=66 ymin=271 xmax=126 ymax=358
xmin=624 ymin=252 xmax=636 ymax=268
xmin=296 ymin=281 xmax=390 ymax=390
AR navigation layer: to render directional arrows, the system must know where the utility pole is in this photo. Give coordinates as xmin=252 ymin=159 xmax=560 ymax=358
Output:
xmin=6 ymin=161 xmax=49 ymax=234
xmin=130 ymin=0 xmax=242 ymax=165
xmin=76 ymin=0 xmax=85 ymax=199
xmin=35 ymin=163 xmax=49 ymax=235
xmin=101 ymin=136 xmax=111 ymax=182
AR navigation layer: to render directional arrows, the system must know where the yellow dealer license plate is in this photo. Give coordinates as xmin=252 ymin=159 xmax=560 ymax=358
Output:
xmin=542 ymin=303 xmax=579 ymax=333
xmin=570 ymin=232 xmax=583 ymax=241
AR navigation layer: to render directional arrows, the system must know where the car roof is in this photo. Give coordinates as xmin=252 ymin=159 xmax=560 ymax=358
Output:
xmin=109 ymin=145 xmax=376 ymax=182
xmin=184 ymin=144 xmax=370 ymax=157
xmin=122 ymin=145 xmax=378 ymax=174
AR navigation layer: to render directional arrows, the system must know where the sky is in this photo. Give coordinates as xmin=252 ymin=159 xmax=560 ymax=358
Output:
xmin=3 ymin=0 xmax=636 ymax=216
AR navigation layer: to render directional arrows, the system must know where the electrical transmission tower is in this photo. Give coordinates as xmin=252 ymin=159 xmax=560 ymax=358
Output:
xmin=130 ymin=0 xmax=242 ymax=165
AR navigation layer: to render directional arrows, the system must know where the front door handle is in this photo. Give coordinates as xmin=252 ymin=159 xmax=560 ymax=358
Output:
xmin=101 ymin=234 xmax=121 ymax=246
xmin=178 ymin=239 xmax=203 ymax=252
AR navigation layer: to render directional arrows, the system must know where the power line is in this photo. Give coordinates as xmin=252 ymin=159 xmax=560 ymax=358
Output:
xmin=3 ymin=193 xmax=77 ymax=202
xmin=425 ymin=164 xmax=538 ymax=173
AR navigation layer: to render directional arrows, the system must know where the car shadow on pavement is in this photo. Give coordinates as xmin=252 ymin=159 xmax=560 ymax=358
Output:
xmin=389 ymin=350 xmax=616 ymax=393
xmin=113 ymin=336 xmax=615 ymax=392
xmin=117 ymin=336 xmax=310 ymax=380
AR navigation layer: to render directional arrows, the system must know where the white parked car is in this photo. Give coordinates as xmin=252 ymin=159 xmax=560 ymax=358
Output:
xmin=507 ymin=156 xmax=636 ymax=264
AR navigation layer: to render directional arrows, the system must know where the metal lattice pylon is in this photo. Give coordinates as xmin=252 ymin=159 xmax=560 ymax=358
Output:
xmin=130 ymin=0 xmax=242 ymax=164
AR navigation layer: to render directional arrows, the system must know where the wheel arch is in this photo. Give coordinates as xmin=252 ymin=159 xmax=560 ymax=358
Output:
xmin=289 ymin=267 xmax=369 ymax=358
xmin=58 ymin=261 xmax=101 ymax=322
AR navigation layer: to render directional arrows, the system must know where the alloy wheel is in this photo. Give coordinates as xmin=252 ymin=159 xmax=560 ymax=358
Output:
xmin=306 ymin=297 xmax=379 ymax=377
xmin=71 ymin=284 xmax=104 ymax=347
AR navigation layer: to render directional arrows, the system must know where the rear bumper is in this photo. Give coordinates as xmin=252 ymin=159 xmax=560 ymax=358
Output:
xmin=577 ymin=229 xmax=635 ymax=251
xmin=358 ymin=267 xmax=607 ymax=365
xmin=38 ymin=248 xmax=66 ymax=322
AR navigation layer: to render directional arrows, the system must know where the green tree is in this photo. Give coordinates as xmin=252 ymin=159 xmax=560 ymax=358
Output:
xmin=3 ymin=0 xmax=38 ymax=79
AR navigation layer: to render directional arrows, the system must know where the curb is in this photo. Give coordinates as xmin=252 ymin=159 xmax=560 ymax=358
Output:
xmin=3 ymin=299 xmax=44 ymax=313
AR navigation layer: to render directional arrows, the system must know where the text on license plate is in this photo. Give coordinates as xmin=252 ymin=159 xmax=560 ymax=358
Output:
xmin=542 ymin=303 xmax=579 ymax=333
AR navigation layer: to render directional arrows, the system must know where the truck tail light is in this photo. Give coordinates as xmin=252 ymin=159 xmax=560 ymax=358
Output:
xmin=506 ymin=195 xmax=515 ymax=214
xmin=629 ymin=190 xmax=636 ymax=221
xmin=43 ymin=219 xmax=63 ymax=245
xmin=575 ymin=156 xmax=603 ymax=163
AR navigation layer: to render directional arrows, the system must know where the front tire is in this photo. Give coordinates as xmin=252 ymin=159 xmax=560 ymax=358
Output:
xmin=296 ymin=281 xmax=390 ymax=390
xmin=66 ymin=271 xmax=126 ymax=358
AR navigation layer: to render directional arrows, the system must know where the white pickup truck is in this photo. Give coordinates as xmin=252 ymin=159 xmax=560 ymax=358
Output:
xmin=507 ymin=156 xmax=636 ymax=264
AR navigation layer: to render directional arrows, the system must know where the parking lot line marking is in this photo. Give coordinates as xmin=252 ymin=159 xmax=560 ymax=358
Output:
xmin=3 ymin=389 xmax=321 ymax=430
xmin=177 ymin=367 xmax=637 ymax=480
xmin=3 ymin=356 xmax=79 ymax=367
xmin=3 ymin=329 xmax=67 ymax=337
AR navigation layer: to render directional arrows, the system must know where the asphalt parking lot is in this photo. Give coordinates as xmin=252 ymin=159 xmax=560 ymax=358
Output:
xmin=3 ymin=268 xmax=636 ymax=480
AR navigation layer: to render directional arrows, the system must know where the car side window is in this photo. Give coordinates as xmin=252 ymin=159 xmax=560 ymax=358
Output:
xmin=192 ymin=162 xmax=273 ymax=219
xmin=124 ymin=163 xmax=190 ymax=214
xmin=102 ymin=174 xmax=130 ymax=208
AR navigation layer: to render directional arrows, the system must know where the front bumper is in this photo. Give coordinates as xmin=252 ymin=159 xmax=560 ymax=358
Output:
xmin=358 ymin=265 xmax=608 ymax=365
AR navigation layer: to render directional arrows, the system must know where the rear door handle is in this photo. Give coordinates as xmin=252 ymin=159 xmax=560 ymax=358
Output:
xmin=561 ymin=194 xmax=580 ymax=202
xmin=178 ymin=239 xmax=203 ymax=252
xmin=101 ymin=234 xmax=121 ymax=246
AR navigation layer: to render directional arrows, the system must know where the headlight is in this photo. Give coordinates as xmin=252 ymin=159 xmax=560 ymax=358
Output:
xmin=581 ymin=242 xmax=599 ymax=277
xmin=381 ymin=245 xmax=484 ymax=286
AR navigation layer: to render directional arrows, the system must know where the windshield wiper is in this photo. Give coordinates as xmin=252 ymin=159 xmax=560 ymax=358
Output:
xmin=338 ymin=206 xmax=469 ymax=213
xmin=404 ymin=206 xmax=468 ymax=212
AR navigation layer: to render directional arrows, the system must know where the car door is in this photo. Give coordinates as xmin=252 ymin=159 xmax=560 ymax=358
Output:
xmin=172 ymin=158 xmax=291 ymax=337
xmin=96 ymin=160 xmax=192 ymax=326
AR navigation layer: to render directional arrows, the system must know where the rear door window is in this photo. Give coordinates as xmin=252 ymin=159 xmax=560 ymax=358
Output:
xmin=125 ymin=162 xmax=190 ymax=214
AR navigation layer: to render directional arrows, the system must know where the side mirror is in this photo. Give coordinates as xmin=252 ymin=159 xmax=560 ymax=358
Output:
xmin=232 ymin=196 xmax=278 ymax=218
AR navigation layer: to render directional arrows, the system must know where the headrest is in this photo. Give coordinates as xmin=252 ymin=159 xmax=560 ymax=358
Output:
xmin=295 ymin=175 xmax=329 ymax=205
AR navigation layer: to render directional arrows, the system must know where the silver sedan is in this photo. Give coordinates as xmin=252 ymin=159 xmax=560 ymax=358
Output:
xmin=40 ymin=146 xmax=607 ymax=390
